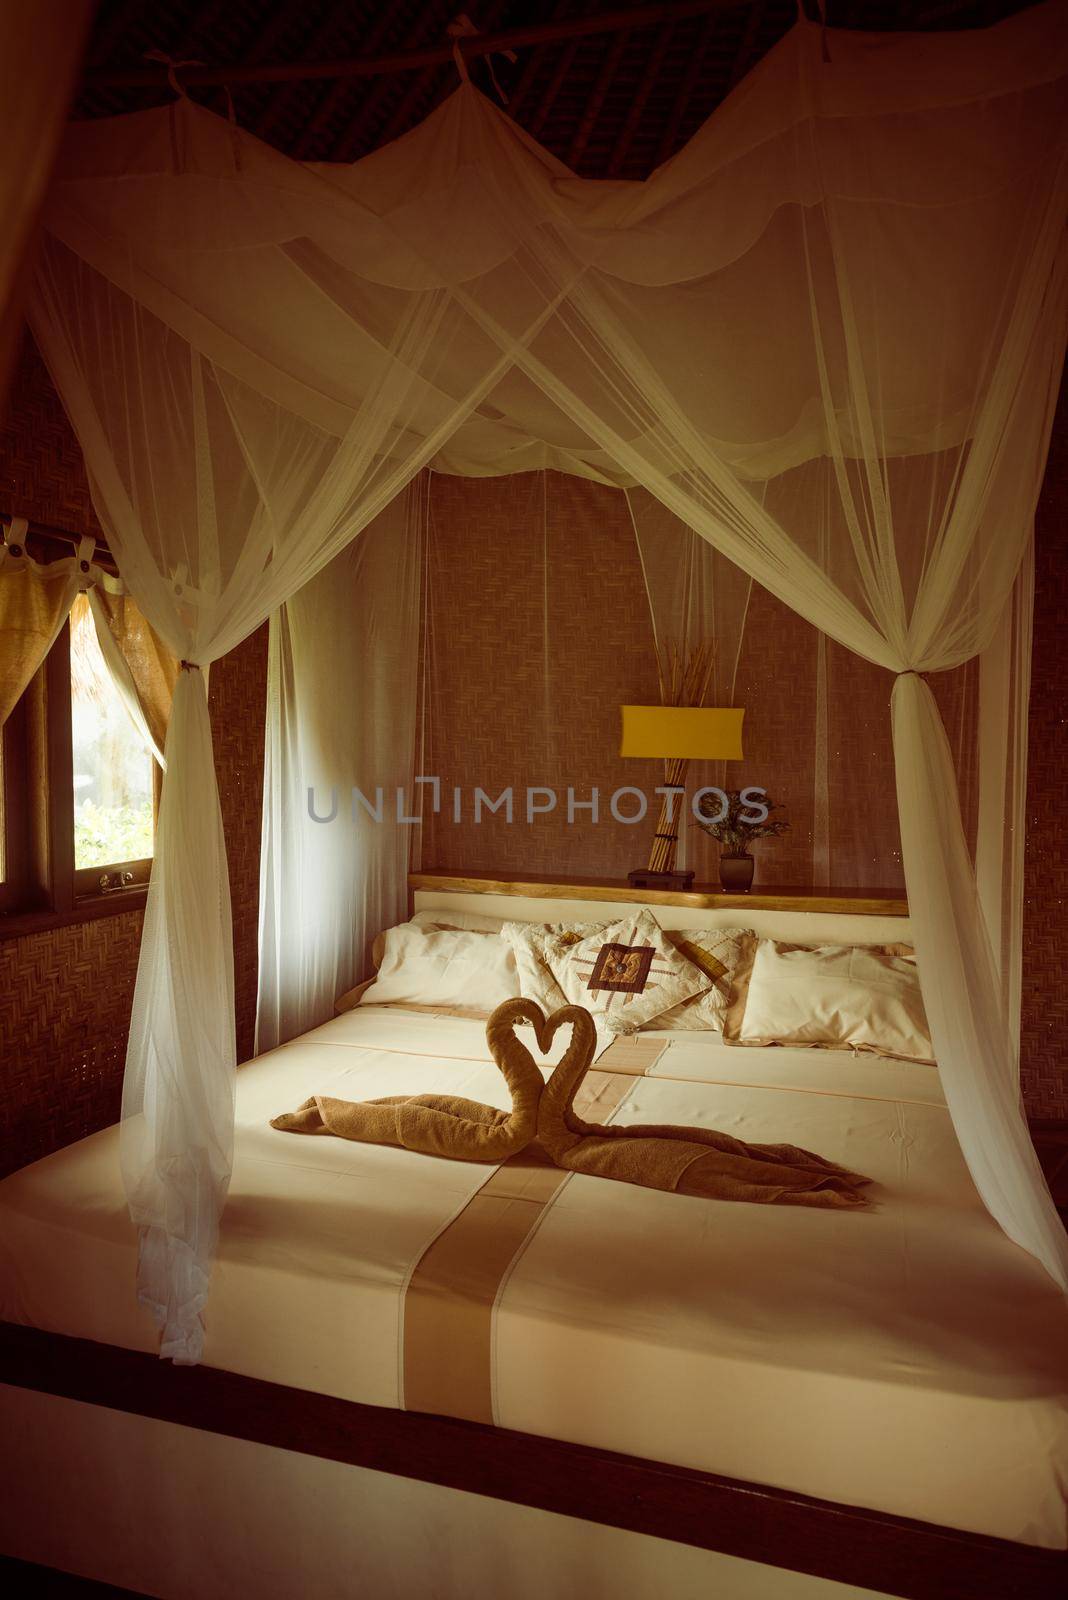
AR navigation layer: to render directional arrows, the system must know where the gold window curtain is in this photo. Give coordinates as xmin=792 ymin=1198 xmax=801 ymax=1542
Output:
xmin=0 ymin=533 xmax=80 ymax=725
xmin=0 ymin=523 xmax=177 ymax=757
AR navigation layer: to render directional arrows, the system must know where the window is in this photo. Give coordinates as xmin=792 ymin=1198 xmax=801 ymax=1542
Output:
xmin=0 ymin=697 xmax=29 ymax=909
xmin=0 ymin=665 xmax=36 ymax=918
xmin=70 ymin=597 xmax=154 ymax=888
xmin=0 ymin=602 xmax=156 ymax=932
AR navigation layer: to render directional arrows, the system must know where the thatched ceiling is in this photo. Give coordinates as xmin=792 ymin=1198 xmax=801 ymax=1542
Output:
xmin=76 ymin=0 xmax=1039 ymax=178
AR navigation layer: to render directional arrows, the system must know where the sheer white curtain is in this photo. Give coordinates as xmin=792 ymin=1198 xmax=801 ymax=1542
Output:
xmin=27 ymin=292 xmax=504 ymax=1358
xmin=976 ymin=541 xmax=1035 ymax=1077
xmin=30 ymin=5 xmax=1068 ymax=1356
xmin=29 ymin=132 xmax=524 ymax=1363
xmin=86 ymin=588 xmax=171 ymax=769
xmin=457 ymin=25 xmax=1067 ymax=1284
xmin=257 ymin=477 xmax=426 ymax=1052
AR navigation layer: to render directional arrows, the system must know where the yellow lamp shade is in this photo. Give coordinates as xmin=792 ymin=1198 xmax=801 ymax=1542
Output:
xmin=620 ymin=705 xmax=744 ymax=761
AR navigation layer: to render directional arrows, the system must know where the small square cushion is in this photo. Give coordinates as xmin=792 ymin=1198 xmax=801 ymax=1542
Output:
xmin=649 ymin=927 xmax=754 ymax=1032
xmin=536 ymin=909 xmax=710 ymax=1034
xmin=501 ymin=920 xmax=607 ymax=1015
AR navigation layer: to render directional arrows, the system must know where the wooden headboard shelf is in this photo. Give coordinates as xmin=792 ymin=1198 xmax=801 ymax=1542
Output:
xmin=408 ymin=871 xmax=908 ymax=918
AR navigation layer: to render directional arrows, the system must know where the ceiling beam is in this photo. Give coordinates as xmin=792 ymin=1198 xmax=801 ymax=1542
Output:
xmin=84 ymin=2 xmax=745 ymax=91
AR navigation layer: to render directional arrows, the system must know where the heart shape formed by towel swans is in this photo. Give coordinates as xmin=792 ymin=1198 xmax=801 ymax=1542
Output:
xmin=271 ymin=999 xmax=871 ymax=1208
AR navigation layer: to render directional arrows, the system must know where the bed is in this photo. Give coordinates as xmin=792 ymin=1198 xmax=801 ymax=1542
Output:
xmin=2 ymin=884 xmax=1066 ymax=1599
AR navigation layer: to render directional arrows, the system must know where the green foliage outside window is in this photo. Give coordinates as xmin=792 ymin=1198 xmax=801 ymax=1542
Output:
xmin=74 ymin=799 xmax=153 ymax=869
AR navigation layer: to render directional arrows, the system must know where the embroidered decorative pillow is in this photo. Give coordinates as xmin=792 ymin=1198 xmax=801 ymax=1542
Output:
xmin=648 ymin=927 xmax=754 ymax=1032
xmin=501 ymin=920 xmax=607 ymax=1015
xmin=535 ymin=909 xmax=710 ymax=1034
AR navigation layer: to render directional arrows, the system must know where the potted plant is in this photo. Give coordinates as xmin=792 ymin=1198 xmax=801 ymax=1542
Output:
xmin=695 ymin=790 xmax=789 ymax=893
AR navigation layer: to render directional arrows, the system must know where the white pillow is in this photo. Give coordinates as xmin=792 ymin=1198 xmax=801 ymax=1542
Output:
xmin=359 ymin=925 xmax=520 ymax=1014
xmin=737 ymin=940 xmax=934 ymax=1062
xmin=410 ymin=908 xmax=508 ymax=934
xmin=533 ymin=909 xmax=710 ymax=1035
xmin=371 ymin=910 xmax=508 ymax=970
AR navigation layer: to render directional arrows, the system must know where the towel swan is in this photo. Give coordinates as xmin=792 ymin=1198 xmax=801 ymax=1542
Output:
xmin=528 ymin=1001 xmax=871 ymax=1205
xmin=270 ymin=998 xmax=552 ymax=1162
xmin=272 ymin=998 xmax=871 ymax=1208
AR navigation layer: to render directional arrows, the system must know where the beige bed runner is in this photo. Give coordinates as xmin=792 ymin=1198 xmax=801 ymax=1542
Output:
xmin=403 ymin=1064 xmax=639 ymax=1424
xmin=271 ymin=1008 xmax=872 ymax=1420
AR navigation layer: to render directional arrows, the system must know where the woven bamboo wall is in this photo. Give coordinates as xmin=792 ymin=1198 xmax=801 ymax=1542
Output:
xmin=421 ymin=472 xmax=662 ymax=878
xmin=1021 ymin=380 xmax=1068 ymax=1118
xmin=422 ymin=470 xmax=913 ymax=888
xmin=0 ymin=335 xmax=267 ymax=1177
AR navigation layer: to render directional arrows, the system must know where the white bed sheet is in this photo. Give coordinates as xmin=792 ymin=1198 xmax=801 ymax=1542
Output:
xmin=1 ymin=1005 xmax=1066 ymax=1549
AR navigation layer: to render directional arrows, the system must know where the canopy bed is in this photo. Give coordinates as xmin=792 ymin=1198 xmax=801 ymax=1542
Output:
xmin=4 ymin=884 xmax=1068 ymax=1598
xmin=1 ymin=5 xmax=1067 ymax=1597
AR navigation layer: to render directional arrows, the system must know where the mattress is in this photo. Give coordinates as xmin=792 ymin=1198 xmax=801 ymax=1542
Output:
xmin=1 ymin=1004 xmax=1066 ymax=1549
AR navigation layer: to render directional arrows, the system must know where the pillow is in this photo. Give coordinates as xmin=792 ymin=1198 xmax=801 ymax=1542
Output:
xmin=501 ymin=919 xmax=608 ymax=1016
xmin=410 ymin=909 xmax=508 ymax=934
xmin=359 ymin=925 xmax=520 ymax=1014
xmin=735 ymin=939 xmax=933 ymax=1062
xmin=534 ymin=909 xmax=710 ymax=1035
xmin=371 ymin=910 xmax=510 ymax=969
xmin=335 ymin=977 xmax=375 ymax=1014
xmin=649 ymin=927 xmax=754 ymax=1032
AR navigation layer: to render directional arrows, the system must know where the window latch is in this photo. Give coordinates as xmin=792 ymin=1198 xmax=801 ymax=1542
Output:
xmin=98 ymin=870 xmax=135 ymax=894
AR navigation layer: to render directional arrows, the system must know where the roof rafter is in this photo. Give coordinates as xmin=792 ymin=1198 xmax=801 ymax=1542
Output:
xmin=725 ymin=0 xmax=770 ymax=90
xmin=373 ymin=0 xmax=517 ymax=156
xmin=84 ymin=2 xmax=746 ymax=91
xmin=327 ymin=0 xmax=459 ymax=165
xmin=606 ymin=21 xmax=675 ymax=175
xmin=504 ymin=0 xmax=577 ymax=121
xmin=291 ymin=2 xmax=413 ymax=159
xmin=567 ymin=27 xmax=632 ymax=168
xmin=253 ymin=0 xmax=381 ymax=145
xmin=653 ymin=4 xmax=722 ymax=165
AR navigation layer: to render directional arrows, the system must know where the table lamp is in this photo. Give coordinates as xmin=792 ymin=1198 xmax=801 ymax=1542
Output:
xmin=620 ymin=651 xmax=744 ymax=891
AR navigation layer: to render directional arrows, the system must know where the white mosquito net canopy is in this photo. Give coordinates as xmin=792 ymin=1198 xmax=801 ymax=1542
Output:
xmin=27 ymin=5 xmax=1068 ymax=1359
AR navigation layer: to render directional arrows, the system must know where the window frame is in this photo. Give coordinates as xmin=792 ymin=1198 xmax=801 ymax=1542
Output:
xmin=0 ymin=692 xmax=32 ymax=915
xmin=0 ymin=613 xmax=155 ymax=939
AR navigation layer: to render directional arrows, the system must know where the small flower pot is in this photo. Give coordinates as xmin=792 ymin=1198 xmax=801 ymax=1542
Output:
xmin=718 ymin=855 xmax=755 ymax=893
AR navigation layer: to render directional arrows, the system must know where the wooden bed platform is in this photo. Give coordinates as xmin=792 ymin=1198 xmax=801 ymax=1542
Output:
xmin=3 ymin=1321 xmax=1063 ymax=1600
